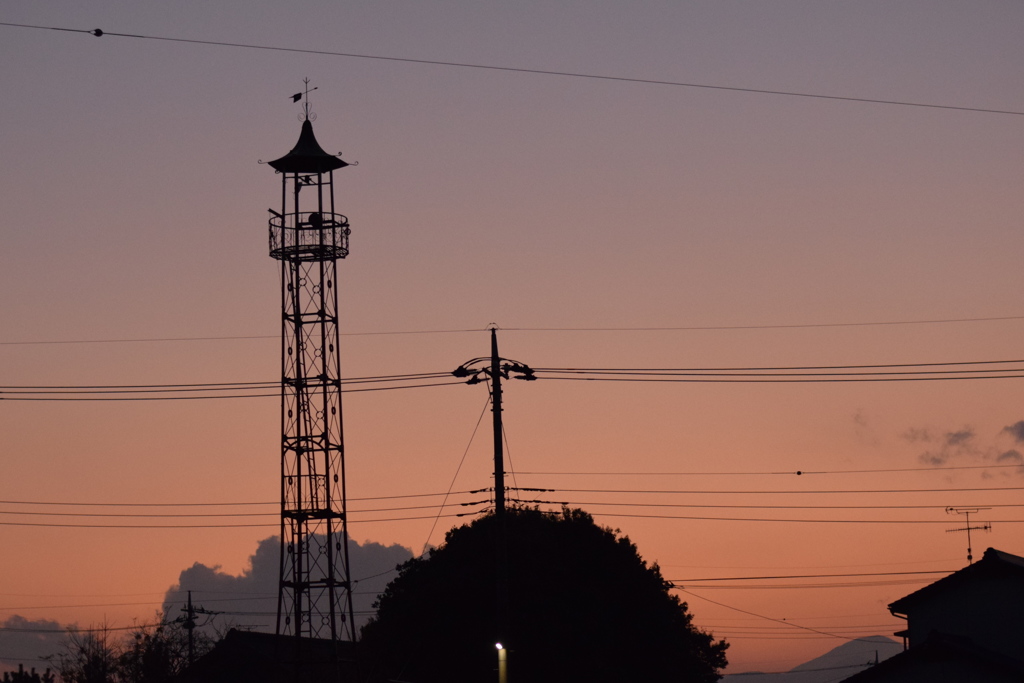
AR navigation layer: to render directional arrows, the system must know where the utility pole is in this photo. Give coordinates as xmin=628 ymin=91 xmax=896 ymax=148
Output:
xmin=946 ymin=507 xmax=992 ymax=564
xmin=490 ymin=328 xmax=506 ymax=519
xmin=178 ymin=591 xmax=217 ymax=666
xmin=453 ymin=326 xmax=535 ymax=518
xmin=453 ymin=327 xmax=535 ymax=683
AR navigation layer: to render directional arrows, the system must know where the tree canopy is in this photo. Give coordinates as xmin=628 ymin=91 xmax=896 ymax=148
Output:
xmin=360 ymin=507 xmax=728 ymax=683
xmin=52 ymin=621 xmax=211 ymax=683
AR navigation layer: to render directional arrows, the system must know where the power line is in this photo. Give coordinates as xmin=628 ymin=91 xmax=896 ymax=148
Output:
xmin=583 ymin=512 xmax=1023 ymax=524
xmin=506 ymin=316 xmax=1024 ymax=332
xmin=0 ymin=501 xmax=483 ymax=518
xmin=516 ymin=463 xmax=1024 ymax=476
xmin=672 ymin=570 xmax=951 ymax=582
xmin=681 ymin=578 xmax=934 ymax=589
xmin=8 ymin=356 xmax=1024 ymax=399
xmin=0 ymin=380 xmax=465 ymax=401
xmin=551 ymin=486 xmax=1024 ymax=495
xmin=0 ymin=330 xmax=482 ymax=345
xmin=724 ymin=663 xmax=875 ymax=675
xmin=422 ymin=396 xmax=491 ymax=555
xmin=2 ymin=22 xmax=1024 ymax=117
xmin=3 ymin=316 xmax=1024 ymax=347
xmin=675 ymin=589 xmax=858 ymax=642
xmin=0 ymin=623 xmax=164 ymax=634
xmin=0 ymin=511 xmax=476 ymax=529
xmin=538 ymin=357 xmax=1024 ymax=371
xmin=551 ymin=500 xmax=1024 ymax=511
xmin=0 ymin=490 xmax=478 ymax=507
xmin=0 ymin=372 xmax=452 ymax=390
xmin=538 ymin=373 xmax=1024 ymax=384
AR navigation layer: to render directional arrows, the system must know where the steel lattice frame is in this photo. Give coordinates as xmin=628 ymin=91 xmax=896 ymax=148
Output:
xmin=269 ymin=166 xmax=355 ymax=641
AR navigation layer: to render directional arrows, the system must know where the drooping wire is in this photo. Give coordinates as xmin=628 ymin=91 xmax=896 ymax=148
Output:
xmin=675 ymin=589 xmax=862 ymax=642
xmin=514 ymin=463 xmax=1024 ymax=476
xmin=505 ymin=317 xmax=1024 ymax=333
xmin=421 ymin=396 xmax=492 ymax=555
xmin=501 ymin=421 xmax=521 ymax=496
xmin=2 ymin=22 xmax=1024 ymax=117
xmin=0 ymin=490 xmax=479 ymax=507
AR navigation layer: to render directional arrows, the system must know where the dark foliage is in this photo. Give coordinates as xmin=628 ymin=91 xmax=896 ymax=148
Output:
xmin=360 ymin=507 xmax=728 ymax=683
xmin=51 ymin=622 xmax=210 ymax=683
xmin=3 ymin=665 xmax=55 ymax=683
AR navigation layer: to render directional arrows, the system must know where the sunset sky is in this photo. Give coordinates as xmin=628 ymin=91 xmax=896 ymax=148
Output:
xmin=2 ymin=0 xmax=1024 ymax=675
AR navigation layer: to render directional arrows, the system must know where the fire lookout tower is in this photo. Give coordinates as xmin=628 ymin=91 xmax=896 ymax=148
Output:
xmin=266 ymin=93 xmax=355 ymax=641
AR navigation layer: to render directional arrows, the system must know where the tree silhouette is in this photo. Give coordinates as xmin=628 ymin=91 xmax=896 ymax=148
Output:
xmin=53 ymin=626 xmax=119 ymax=683
xmin=51 ymin=621 xmax=209 ymax=683
xmin=3 ymin=665 xmax=55 ymax=683
xmin=360 ymin=507 xmax=728 ymax=683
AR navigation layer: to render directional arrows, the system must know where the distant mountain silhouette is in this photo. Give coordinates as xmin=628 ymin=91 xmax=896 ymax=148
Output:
xmin=723 ymin=636 xmax=901 ymax=683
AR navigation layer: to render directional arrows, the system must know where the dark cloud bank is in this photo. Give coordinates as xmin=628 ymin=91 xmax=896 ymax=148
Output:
xmin=0 ymin=616 xmax=64 ymax=672
xmin=162 ymin=536 xmax=413 ymax=637
xmin=906 ymin=419 xmax=1024 ymax=471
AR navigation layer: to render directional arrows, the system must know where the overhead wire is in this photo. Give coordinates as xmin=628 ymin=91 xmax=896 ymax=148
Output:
xmin=3 ymin=315 xmax=1024 ymax=347
xmin=517 ymin=463 xmax=1023 ymax=475
xmin=7 ymin=356 xmax=1024 ymax=401
xmin=670 ymin=570 xmax=951 ymax=582
xmin=0 ymin=501 xmax=485 ymax=518
xmin=539 ymin=499 xmax=1024 ymax=511
xmin=537 ymin=374 xmax=1024 ymax=384
xmin=0 ymin=380 xmax=465 ymax=401
xmin=579 ymin=511 xmax=1022 ymax=524
xmin=550 ymin=485 xmax=1024 ymax=495
xmin=0 ymin=330 xmax=483 ymax=345
xmin=421 ymin=396 xmax=491 ymax=555
xmin=505 ymin=316 xmax=1024 ymax=332
xmin=675 ymin=589 xmax=864 ymax=642
xmin=0 ymin=511 xmax=472 ymax=529
xmin=0 ymin=490 xmax=479 ymax=506
xmin=532 ymin=357 xmax=1024 ymax=383
xmin=0 ymin=371 xmax=458 ymax=402
xmin=2 ymin=22 xmax=1024 ymax=117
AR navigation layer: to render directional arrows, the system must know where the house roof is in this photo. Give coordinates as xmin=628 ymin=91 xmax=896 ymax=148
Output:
xmin=889 ymin=548 xmax=1024 ymax=616
xmin=176 ymin=629 xmax=357 ymax=683
xmin=839 ymin=631 xmax=1024 ymax=682
xmin=268 ymin=120 xmax=348 ymax=174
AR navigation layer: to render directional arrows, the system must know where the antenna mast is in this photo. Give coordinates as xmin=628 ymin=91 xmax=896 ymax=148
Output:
xmin=945 ymin=506 xmax=992 ymax=564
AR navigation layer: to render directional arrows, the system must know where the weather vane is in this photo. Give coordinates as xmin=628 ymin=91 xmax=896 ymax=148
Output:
xmin=290 ymin=77 xmax=319 ymax=121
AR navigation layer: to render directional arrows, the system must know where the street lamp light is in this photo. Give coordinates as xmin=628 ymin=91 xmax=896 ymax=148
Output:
xmin=496 ymin=643 xmax=508 ymax=683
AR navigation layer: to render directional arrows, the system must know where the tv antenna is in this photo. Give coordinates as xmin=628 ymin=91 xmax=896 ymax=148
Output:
xmin=945 ymin=507 xmax=991 ymax=565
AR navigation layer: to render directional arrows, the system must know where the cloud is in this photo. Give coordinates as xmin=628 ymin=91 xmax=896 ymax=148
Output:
xmin=162 ymin=536 xmax=412 ymax=638
xmin=852 ymin=409 xmax=880 ymax=447
xmin=1002 ymin=421 xmax=1024 ymax=443
xmin=915 ymin=427 xmax=978 ymax=466
xmin=901 ymin=428 xmax=932 ymax=443
xmin=944 ymin=429 xmax=974 ymax=447
xmin=905 ymin=421 xmax=1024 ymax=477
xmin=0 ymin=616 xmax=66 ymax=673
xmin=997 ymin=449 xmax=1023 ymax=464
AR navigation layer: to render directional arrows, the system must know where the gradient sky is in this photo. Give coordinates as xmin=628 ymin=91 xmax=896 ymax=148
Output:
xmin=2 ymin=0 xmax=1024 ymax=674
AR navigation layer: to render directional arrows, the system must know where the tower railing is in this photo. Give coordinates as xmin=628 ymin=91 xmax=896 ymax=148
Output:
xmin=269 ymin=211 xmax=350 ymax=262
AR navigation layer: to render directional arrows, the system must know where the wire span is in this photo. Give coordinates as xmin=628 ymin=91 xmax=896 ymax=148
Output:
xmin=2 ymin=21 xmax=1024 ymax=117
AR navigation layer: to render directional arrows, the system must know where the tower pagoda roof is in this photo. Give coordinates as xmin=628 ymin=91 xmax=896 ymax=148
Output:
xmin=268 ymin=120 xmax=348 ymax=173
